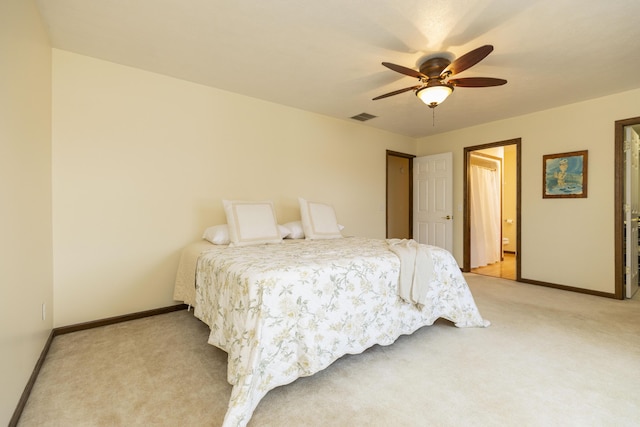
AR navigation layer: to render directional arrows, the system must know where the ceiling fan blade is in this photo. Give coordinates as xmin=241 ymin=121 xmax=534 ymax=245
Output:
xmin=443 ymin=45 xmax=494 ymax=76
xmin=381 ymin=62 xmax=426 ymax=79
xmin=448 ymin=77 xmax=507 ymax=87
xmin=372 ymin=85 xmax=422 ymax=100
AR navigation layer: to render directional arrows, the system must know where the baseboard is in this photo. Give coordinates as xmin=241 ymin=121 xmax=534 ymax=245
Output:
xmin=9 ymin=304 xmax=188 ymax=426
xmin=8 ymin=330 xmax=54 ymax=427
xmin=518 ymin=278 xmax=617 ymax=299
xmin=54 ymin=303 xmax=188 ymax=335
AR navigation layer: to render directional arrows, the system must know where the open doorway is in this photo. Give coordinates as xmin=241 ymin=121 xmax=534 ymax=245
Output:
xmin=386 ymin=150 xmax=415 ymax=239
xmin=463 ymin=139 xmax=521 ymax=280
xmin=614 ymin=116 xmax=640 ymax=299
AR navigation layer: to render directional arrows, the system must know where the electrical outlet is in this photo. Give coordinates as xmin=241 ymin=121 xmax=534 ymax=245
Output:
xmin=42 ymin=303 xmax=46 ymax=321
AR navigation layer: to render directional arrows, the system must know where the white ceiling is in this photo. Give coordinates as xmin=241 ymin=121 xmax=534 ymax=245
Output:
xmin=35 ymin=0 xmax=640 ymax=138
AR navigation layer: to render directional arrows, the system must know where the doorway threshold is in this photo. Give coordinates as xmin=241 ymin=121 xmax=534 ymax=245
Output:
xmin=470 ymin=253 xmax=516 ymax=280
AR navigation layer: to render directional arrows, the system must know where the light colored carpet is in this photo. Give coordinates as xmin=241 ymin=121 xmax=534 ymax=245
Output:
xmin=18 ymin=274 xmax=640 ymax=426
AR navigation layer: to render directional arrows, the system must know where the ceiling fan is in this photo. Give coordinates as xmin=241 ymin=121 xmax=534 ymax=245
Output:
xmin=373 ymin=45 xmax=507 ymax=108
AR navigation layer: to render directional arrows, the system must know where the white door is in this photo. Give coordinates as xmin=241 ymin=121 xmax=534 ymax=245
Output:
xmin=625 ymin=126 xmax=639 ymax=298
xmin=413 ymin=152 xmax=453 ymax=252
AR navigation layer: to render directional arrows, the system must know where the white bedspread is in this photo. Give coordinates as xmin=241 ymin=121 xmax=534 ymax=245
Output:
xmin=189 ymin=237 xmax=488 ymax=427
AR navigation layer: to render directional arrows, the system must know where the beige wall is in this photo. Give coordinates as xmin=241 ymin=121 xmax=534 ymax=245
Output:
xmin=51 ymin=49 xmax=416 ymax=327
xmin=417 ymin=89 xmax=640 ymax=294
xmin=0 ymin=0 xmax=53 ymax=423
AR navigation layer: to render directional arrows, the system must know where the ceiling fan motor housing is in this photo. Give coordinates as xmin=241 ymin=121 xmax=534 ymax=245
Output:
xmin=419 ymin=57 xmax=451 ymax=79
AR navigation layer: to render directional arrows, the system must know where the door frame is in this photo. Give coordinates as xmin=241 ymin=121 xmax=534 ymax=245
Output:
xmin=463 ymin=138 xmax=522 ymax=278
xmin=614 ymin=116 xmax=640 ymax=299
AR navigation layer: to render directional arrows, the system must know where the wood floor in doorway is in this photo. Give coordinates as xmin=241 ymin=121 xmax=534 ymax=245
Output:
xmin=471 ymin=253 xmax=516 ymax=280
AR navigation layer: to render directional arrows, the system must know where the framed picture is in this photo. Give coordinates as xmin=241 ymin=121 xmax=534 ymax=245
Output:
xmin=543 ymin=150 xmax=588 ymax=198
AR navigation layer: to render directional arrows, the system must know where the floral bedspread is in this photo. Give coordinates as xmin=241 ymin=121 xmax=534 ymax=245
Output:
xmin=193 ymin=237 xmax=488 ymax=427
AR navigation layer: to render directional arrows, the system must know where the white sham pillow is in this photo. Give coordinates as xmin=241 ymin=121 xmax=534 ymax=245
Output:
xmin=202 ymin=224 xmax=230 ymax=245
xmin=223 ymin=200 xmax=283 ymax=246
xmin=282 ymin=220 xmax=344 ymax=239
xmin=298 ymin=198 xmax=343 ymax=240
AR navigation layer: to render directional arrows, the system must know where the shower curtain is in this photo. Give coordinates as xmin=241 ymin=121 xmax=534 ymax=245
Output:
xmin=470 ymin=163 xmax=501 ymax=268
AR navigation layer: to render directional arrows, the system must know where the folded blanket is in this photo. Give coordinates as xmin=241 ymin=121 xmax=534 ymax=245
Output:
xmin=387 ymin=239 xmax=434 ymax=306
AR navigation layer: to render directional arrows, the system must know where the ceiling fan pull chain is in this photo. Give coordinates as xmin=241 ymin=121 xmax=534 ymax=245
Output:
xmin=432 ymin=108 xmax=436 ymax=126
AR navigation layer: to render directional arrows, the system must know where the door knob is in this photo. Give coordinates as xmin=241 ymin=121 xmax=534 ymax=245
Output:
xmin=442 ymin=215 xmax=452 ymax=220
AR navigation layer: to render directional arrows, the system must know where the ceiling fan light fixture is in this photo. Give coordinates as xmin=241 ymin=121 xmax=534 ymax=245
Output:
xmin=416 ymin=83 xmax=454 ymax=108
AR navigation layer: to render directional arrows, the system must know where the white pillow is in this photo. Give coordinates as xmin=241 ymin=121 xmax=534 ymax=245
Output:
xmin=223 ymin=200 xmax=283 ymax=246
xmin=278 ymin=224 xmax=292 ymax=239
xmin=283 ymin=221 xmax=305 ymax=239
xmin=202 ymin=224 xmax=230 ymax=245
xmin=202 ymin=223 xmax=289 ymax=244
xmin=298 ymin=198 xmax=343 ymax=240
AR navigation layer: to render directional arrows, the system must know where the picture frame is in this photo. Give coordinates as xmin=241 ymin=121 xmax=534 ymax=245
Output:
xmin=543 ymin=150 xmax=588 ymax=198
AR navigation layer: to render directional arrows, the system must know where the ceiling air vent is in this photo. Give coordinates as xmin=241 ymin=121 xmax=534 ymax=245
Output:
xmin=350 ymin=112 xmax=377 ymax=122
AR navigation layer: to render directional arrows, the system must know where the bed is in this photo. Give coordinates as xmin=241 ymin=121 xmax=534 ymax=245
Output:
xmin=173 ymin=232 xmax=489 ymax=427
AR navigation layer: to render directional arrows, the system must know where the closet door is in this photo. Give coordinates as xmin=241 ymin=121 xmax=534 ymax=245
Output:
xmin=413 ymin=152 xmax=453 ymax=252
